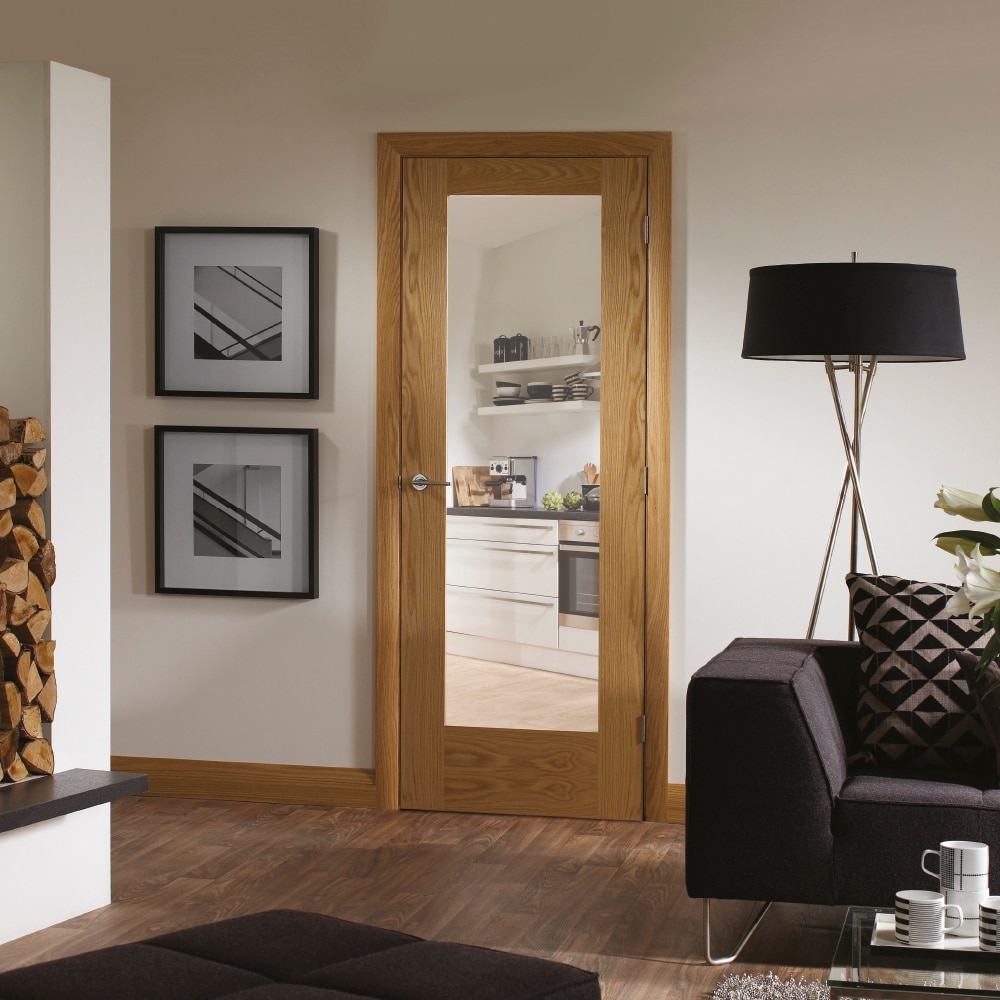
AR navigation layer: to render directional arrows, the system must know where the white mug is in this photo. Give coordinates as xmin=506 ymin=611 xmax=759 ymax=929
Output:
xmin=896 ymin=889 xmax=963 ymax=945
xmin=922 ymin=840 xmax=990 ymax=892
xmin=980 ymin=897 xmax=1000 ymax=952
xmin=945 ymin=887 xmax=990 ymax=937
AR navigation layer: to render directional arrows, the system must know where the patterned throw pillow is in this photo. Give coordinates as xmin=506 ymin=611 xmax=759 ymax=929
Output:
xmin=846 ymin=573 xmax=994 ymax=771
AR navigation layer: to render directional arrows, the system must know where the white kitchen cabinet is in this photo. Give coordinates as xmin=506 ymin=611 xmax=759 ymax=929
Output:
xmin=446 ymin=515 xmax=559 ymax=648
xmin=446 ymin=517 xmax=557 ymax=547
xmin=447 ymin=539 xmax=558 ymax=596
xmin=446 ymin=585 xmax=558 ymax=648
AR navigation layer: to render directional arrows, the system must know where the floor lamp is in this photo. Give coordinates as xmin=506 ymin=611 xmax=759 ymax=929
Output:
xmin=741 ymin=261 xmax=965 ymax=639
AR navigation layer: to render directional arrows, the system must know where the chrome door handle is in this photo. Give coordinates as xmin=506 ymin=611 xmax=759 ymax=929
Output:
xmin=411 ymin=473 xmax=452 ymax=491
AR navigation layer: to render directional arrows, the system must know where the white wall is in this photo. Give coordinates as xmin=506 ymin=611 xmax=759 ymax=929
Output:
xmin=4 ymin=1 xmax=1000 ymax=787
xmin=0 ymin=61 xmax=112 ymax=943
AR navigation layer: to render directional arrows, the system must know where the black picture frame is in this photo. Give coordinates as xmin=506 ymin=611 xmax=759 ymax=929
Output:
xmin=154 ymin=425 xmax=318 ymax=598
xmin=155 ymin=227 xmax=319 ymax=398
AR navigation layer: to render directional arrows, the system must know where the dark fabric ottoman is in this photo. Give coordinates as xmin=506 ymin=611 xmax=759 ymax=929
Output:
xmin=0 ymin=909 xmax=600 ymax=1000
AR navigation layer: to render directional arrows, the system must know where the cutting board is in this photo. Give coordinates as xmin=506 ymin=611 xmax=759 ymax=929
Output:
xmin=452 ymin=466 xmax=492 ymax=507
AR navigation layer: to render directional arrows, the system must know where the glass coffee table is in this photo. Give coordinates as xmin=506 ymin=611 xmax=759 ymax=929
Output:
xmin=829 ymin=907 xmax=1000 ymax=998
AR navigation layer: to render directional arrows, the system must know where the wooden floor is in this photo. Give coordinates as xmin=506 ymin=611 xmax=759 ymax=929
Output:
xmin=447 ymin=654 xmax=598 ymax=731
xmin=0 ymin=798 xmax=846 ymax=999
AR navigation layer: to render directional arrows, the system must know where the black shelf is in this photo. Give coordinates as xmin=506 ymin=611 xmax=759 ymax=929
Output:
xmin=0 ymin=768 xmax=148 ymax=834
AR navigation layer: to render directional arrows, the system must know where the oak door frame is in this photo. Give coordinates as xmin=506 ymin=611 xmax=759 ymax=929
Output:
xmin=375 ymin=131 xmax=672 ymax=821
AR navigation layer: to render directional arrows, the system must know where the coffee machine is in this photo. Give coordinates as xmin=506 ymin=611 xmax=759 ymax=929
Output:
xmin=485 ymin=456 xmax=537 ymax=508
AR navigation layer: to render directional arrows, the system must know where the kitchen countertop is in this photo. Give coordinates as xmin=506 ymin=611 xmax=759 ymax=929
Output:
xmin=447 ymin=506 xmax=598 ymax=521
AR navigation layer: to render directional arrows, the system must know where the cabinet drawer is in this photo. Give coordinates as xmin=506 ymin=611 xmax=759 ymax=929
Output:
xmin=446 ymin=516 xmax=558 ymax=546
xmin=446 ymin=585 xmax=558 ymax=648
xmin=446 ymin=538 xmax=558 ymax=597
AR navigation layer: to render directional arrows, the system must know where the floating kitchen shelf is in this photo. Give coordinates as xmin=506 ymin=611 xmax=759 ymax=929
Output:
xmin=477 ymin=400 xmax=600 ymax=417
xmin=478 ymin=354 xmax=597 ymax=375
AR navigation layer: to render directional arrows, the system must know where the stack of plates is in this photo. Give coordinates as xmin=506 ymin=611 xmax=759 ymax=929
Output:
xmin=492 ymin=397 xmax=525 ymax=406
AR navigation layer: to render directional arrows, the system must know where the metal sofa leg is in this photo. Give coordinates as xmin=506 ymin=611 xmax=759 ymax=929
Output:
xmin=703 ymin=897 xmax=772 ymax=965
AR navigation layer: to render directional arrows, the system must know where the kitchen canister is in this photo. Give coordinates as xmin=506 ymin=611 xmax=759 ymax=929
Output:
xmin=510 ymin=332 xmax=530 ymax=361
xmin=493 ymin=334 xmax=510 ymax=363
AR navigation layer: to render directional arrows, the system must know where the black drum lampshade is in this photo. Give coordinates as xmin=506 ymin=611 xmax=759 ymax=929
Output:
xmin=742 ymin=262 xmax=965 ymax=362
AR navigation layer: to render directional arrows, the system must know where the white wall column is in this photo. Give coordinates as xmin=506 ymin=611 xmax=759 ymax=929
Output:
xmin=0 ymin=61 xmax=111 ymax=944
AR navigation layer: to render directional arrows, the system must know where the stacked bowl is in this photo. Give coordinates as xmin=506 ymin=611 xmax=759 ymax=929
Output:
xmin=493 ymin=381 xmax=523 ymax=406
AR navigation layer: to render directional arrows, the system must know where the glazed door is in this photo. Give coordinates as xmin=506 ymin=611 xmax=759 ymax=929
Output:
xmin=396 ymin=152 xmax=648 ymax=820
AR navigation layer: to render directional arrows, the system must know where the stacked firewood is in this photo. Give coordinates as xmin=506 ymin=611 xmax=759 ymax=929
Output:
xmin=0 ymin=408 xmax=56 ymax=781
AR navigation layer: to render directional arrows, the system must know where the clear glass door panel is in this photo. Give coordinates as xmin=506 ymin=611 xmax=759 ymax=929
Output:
xmin=444 ymin=195 xmax=601 ymax=732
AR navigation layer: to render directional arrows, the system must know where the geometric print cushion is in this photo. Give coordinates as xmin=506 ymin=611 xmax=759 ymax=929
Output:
xmin=846 ymin=573 xmax=995 ymax=772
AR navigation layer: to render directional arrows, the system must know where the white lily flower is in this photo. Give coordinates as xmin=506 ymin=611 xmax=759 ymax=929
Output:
xmin=935 ymin=486 xmax=990 ymax=521
xmin=945 ymin=587 xmax=976 ymax=617
xmin=953 ymin=544 xmax=1000 ymax=617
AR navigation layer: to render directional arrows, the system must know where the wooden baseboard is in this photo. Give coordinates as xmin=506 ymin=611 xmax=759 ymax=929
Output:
xmin=665 ymin=782 xmax=686 ymax=824
xmin=111 ymin=755 xmax=682 ymax=823
xmin=110 ymin=756 xmax=376 ymax=808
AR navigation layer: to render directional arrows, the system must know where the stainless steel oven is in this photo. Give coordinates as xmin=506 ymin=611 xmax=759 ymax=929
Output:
xmin=558 ymin=520 xmax=599 ymax=630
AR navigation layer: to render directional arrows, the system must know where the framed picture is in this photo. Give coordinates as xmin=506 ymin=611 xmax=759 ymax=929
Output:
xmin=154 ymin=426 xmax=318 ymax=598
xmin=155 ymin=227 xmax=319 ymax=398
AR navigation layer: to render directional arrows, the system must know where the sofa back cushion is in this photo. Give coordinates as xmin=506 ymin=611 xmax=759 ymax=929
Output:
xmin=847 ymin=573 xmax=994 ymax=772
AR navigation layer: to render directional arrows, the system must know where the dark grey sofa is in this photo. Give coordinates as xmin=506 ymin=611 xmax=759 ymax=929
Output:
xmin=0 ymin=909 xmax=601 ymax=1000
xmin=686 ymin=637 xmax=1000 ymax=908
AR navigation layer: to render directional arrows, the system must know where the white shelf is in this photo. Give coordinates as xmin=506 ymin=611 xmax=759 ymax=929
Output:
xmin=478 ymin=354 xmax=598 ymax=375
xmin=477 ymin=400 xmax=600 ymax=417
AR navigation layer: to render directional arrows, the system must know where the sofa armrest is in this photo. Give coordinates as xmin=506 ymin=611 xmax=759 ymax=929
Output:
xmin=684 ymin=637 xmax=859 ymax=905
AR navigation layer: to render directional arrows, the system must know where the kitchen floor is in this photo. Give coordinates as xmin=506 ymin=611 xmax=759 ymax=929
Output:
xmin=445 ymin=654 xmax=598 ymax=731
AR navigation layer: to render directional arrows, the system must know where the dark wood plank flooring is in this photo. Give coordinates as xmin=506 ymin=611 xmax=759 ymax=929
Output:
xmin=0 ymin=798 xmax=846 ymax=998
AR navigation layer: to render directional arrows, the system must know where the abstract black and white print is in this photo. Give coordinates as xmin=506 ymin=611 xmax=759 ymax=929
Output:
xmin=192 ymin=463 xmax=281 ymax=559
xmin=193 ymin=265 xmax=283 ymax=361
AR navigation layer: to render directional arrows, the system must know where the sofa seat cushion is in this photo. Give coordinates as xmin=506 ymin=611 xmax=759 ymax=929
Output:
xmin=223 ymin=990 xmax=394 ymax=1000
xmin=846 ymin=573 xmax=994 ymax=772
xmin=298 ymin=941 xmax=600 ymax=1000
xmin=834 ymin=772 xmax=1000 ymax=905
xmin=0 ymin=942 xmax=272 ymax=1000
xmin=144 ymin=909 xmax=420 ymax=982
xmin=0 ymin=910 xmax=600 ymax=1000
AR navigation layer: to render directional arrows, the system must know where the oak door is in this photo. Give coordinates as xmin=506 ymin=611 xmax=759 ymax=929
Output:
xmin=394 ymin=151 xmax=648 ymax=819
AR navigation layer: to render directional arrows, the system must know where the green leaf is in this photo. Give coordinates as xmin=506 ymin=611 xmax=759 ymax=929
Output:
xmin=983 ymin=488 xmax=1000 ymax=522
xmin=933 ymin=530 xmax=1000 ymax=556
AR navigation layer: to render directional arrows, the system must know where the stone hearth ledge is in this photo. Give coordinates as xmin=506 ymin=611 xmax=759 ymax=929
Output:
xmin=0 ymin=768 xmax=148 ymax=834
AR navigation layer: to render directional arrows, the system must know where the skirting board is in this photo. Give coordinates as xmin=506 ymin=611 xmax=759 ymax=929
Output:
xmin=112 ymin=756 xmax=684 ymax=823
xmin=110 ymin=756 xmax=376 ymax=809
xmin=666 ymin=783 xmax=686 ymax=825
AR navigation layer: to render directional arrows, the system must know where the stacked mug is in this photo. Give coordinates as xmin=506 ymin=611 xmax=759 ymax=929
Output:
xmin=920 ymin=840 xmax=990 ymax=942
xmin=563 ymin=372 xmax=595 ymax=401
xmin=895 ymin=889 xmax=963 ymax=945
xmin=982 ymin=898 xmax=1000 ymax=952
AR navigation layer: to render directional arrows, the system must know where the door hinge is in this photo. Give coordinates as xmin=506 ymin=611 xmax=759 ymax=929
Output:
xmin=643 ymin=215 xmax=650 ymax=245
xmin=643 ymin=466 xmax=649 ymax=495
xmin=640 ymin=714 xmax=647 ymax=743
xmin=396 ymin=475 xmax=402 ymax=490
